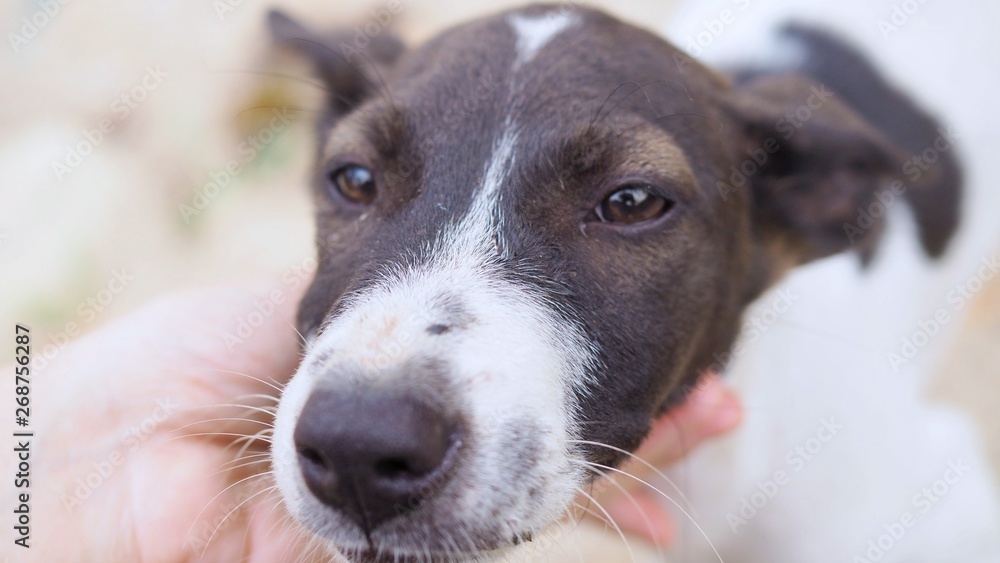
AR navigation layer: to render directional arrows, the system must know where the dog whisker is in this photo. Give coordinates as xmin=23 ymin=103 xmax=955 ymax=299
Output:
xmin=164 ymin=431 xmax=273 ymax=449
xmin=233 ymin=440 xmax=271 ymax=461
xmin=590 ymin=80 xmax=644 ymax=128
xmin=233 ymin=393 xmax=281 ymax=405
xmin=580 ymin=459 xmax=726 ymax=563
xmin=573 ymin=486 xmax=638 ymax=563
xmin=570 ymin=500 xmax=613 ymax=528
xmin=184 ymin=472 xmax=275 ymax=553
xmin=210 ymin=456 xmax=273 ymax=478
xmin=260 ymin=491 xmax=328 ymax=563
xmin=220 ymin=451 xmax=272 ymax=465
xmin=567 ymin=438 xmax=695 ymax=512
xmin=216 ymin=453 xmax=274 ymax=477
xmin=176 ymin=417 xmax=274 ymax=431
xmin=235 ymin=482 xmax=283 ymax=561
xmin=286 ymin=319 xmax=311 ymax=350
xmin=259 ymin=494 xmax=319 ymax=562
xmin=182 ymin=402 xmax=279 ymax=416
xmin=202 ymin=484 xmax=280 ymax=556
xmin=573 ymin=460 xmax=667 ymax=553
xmin=231 ymin=426 xmax=276 ymax=456
xmin=202 ymin=367 xmax=287 ymax=393
xmin=184 ymin=403 xmax=277 ymax=428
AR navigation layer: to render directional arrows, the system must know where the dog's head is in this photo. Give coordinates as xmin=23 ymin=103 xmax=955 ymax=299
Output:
xmin=268 ymin=4 xmax=957 ymax=560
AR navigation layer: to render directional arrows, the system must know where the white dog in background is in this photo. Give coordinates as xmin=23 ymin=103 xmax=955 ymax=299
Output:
xmin=656 ymin=1 xmax=1000 ymax=561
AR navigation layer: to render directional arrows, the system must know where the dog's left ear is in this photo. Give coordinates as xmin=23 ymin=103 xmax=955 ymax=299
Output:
xmin=720 ymin=74 xmax=912 ymax=268
xmin=268 ymin=9 xmax=405 ymax=116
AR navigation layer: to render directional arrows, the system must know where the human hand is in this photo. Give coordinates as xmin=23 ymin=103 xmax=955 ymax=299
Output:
xmin=3 ymin=279 xmax=324 ymax=563
xmin=577 ymin=374 xmax=742 ymax=547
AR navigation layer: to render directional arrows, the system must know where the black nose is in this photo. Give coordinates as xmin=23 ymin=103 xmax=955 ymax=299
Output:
xmin=293 ymin=388 xmax=459 ymax=531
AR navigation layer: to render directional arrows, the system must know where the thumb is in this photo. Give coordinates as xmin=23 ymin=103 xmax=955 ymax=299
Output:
xmin=600 ymin=374 xmax=742 ymax=545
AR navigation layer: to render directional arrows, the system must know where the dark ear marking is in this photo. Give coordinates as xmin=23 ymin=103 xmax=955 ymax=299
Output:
xmin=777 ymin=23 xmax=961 ymax=258
xmin=723 ymin=74 xmax=909 ymax=265
xmin=730 ymin=24 xmax=962 ymax=260
xmin=267 ymin=9 xmax=405 ymax=116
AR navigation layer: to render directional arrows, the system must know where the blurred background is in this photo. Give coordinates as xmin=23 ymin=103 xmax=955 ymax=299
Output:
xmin=0 ymin=0 xmax=677 ymax=354
xmin=1 ymin=0 xmax=997 ymax=558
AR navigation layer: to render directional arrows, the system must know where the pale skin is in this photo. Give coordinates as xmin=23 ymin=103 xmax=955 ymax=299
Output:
xmin=3 ymin=279 xmax=741 ymax=562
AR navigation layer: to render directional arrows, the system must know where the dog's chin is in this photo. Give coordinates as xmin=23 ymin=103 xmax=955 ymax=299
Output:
xmin=340 ymin=538 xmax=524 ymax=563
xmin=293 ymin=517 xmax=534 ymax=563
xmin=346 ymin=550 xmax=501 ymax=563
xmin=283 ymin=477 xmax=552 ymax=563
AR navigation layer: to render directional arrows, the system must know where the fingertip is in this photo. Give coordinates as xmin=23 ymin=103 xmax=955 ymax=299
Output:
xmin=643 ymin=375 xmax=742 ymax=449
xmin=687 ymin=375 xmax=742 ymax=436
xmin=605 ymin=494 xmax=676 ymax=546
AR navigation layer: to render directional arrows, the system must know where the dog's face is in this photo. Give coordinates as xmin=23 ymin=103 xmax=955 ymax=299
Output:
xmin=268 ymin=5 xmax=943 ymax=560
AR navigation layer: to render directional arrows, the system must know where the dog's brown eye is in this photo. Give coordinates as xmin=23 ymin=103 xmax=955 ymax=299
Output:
xmin=598 ymin=184 xmax=672 ymax=224
xmin=330 ymin=165 xmax=376 ymax=204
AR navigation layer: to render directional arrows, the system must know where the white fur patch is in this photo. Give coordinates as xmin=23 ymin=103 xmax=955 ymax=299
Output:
xmin=508 ymin=12 xmax=578 ymax=67
xmin=456 ymin=120 xmax=517 ymax=259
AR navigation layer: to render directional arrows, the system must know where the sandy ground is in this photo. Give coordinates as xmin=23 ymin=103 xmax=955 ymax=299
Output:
xmin=1 ymin=0 xmax=997 ymax=560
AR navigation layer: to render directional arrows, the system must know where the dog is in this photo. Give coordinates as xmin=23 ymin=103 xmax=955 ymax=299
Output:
xmin=266 ymin=3 xmax=1000 ymax=561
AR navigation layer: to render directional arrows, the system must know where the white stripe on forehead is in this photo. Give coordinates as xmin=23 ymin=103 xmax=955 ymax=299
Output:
xmin=449 ymin=123 xmax=518 ymax=261
xmin=308 ymin=14 xmax=579 ymax=269
xmin=509 ymin=11 xmax=579 ymax=67
xmin=443 ymin=12 xmax=577 ymax=261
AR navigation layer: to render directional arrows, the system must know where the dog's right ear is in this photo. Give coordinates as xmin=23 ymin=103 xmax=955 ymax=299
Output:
xmin=268 ymin=9 xmax=405 ymax=116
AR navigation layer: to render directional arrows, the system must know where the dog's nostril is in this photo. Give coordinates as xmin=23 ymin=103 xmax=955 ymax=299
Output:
xmin=298 ymin=446 xmax=326 ymax=467
xmin=375 ymin=457 xmax=419 ymax=478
